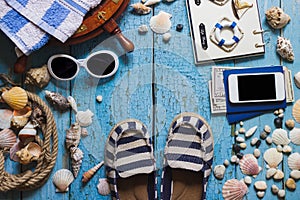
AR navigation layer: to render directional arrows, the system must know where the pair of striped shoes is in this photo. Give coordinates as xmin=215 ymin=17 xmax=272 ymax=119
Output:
xmin=104 ymin=112 xmax=214 ymax=200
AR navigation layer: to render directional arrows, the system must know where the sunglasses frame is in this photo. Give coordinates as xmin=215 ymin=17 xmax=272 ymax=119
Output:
xmin=47 ymin=50 xmax=119 ymax=81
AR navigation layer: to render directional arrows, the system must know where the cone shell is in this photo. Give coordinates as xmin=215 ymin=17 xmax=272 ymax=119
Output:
xmin=272 ymin=128 xmax=290 ymax=145
xmin=82 ymin=161 xmax=104 ymax=183
xmin=18 ymin=122 xmax=37 ymax=145
xmin=265 ymin=7 xmax=290 ymax=29
xmin=290 ymin=128 xmax=300 ymax=145
xmin=11 ymin=106 xmax=32 ymax=128
xmin=239 ymin=154 xmax=260 ymax=176
xmin=293 ymin=100 xmax=300 ymax=123
xmin=130 ymin=3 xmax=151 ymax=15
xmin=1 ymin=87 xmax=28 ymax=110
xmin=0 ymin=109 xmax=13 ymax=129
xmin=76 ymin=109 xmax=94 ymax=127
xmin=66 ymin=123 xmax=81 ymax=149
xmin=97 ymin=178 xmax=110 ymax=196
xmin=52 ymin=169 xmax=74 ymax=192
xmin=288 ymin=153 xmax=300 ymax=170
xmin=222 ymin=179 xmax=248 ymax=200
xmin=276 ymin=36 xmax=294 ymax=62
xmin=16 ymin=142 xmax=42 ymax=164
xmin=150 ymin=11 xmax=172 ymax=34
xmin=70 ymin=147 xmax=84 ymax=178
xmin=0 ymin=128 xmax=17 ymax=149
xmin=45 ymin=90 xmax=70 ymax=112
xmin=263 ymin=148 xmax=283 ymax=168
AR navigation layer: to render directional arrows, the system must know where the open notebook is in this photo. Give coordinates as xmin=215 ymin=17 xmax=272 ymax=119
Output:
xmin=186 ymin=0 xmax=265 ymax=64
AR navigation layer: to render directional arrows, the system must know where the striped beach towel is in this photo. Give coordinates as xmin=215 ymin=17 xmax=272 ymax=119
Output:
xmin=161 ymin=112 xmax=214 ymax=200
xmin=5 ymin=0 xmax=102 ymax=42
xmin=105 ymin=119 xmax=157 ymax=200
xmin=0 ymin=0 xmax=50 ymax=55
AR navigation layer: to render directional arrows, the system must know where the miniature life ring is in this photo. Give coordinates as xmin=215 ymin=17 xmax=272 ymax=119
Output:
xmin=214 ymin=21 xmax=240 ymax=46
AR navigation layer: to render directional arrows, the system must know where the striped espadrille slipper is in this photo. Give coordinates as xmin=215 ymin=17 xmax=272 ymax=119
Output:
xmin=161 ymin=112 xmax=214 ymax=200
xmin=104 ymin=119 xmax=157 ymax=200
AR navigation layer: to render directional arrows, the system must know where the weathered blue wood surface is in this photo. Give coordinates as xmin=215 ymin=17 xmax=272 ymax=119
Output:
xmin=0 ymin=0 xmax=299 ymax=199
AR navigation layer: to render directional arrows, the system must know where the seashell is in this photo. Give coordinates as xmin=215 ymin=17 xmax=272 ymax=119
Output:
xmin=144 ymin=0 xmax=160 ymax=6
xmin=18 ymin=122 xmax=37 ymax=145
xmin=294 ymin=72 xmax=300 ymax=89
xmin=30 ymin=102 xmax=46 ymax=126
xmin=263 ymin=148 xmax=283 ymax=168
xmin=289 ymin=128 xmax=300 ymax=145
xmin=97 ymin=178 xmax=110 ymax=196
xmin=82 ymin=161 xmax=104 ymax=183
xmin=277 ymin=189 xmax=285 ymax=198
xmin=130 ymin=3 xmax=151 ymax=15
xmin=290 ymin=170 xmax=300 ymax=180
xmin=256 ymin=191 xmax=265 ymax=198
xmin=243 ymin=176 xmax=251 ymax=185
xmin=239 ymin=154 xmax=260 ymax=176
xmin=254 ymin=181 xmax=267 ymax=190
xmin=288 ymin=152 xmax=300 ymax=170
xmin=11 ymin=106 xmax=32 ymax=129
xmin=162 ymin=32 xmax=172 ymax=43
xmin=81 ymin=127 xmax=88 ymax=137
xmin=232 ymin=0 xmax=253 ymax=19
xmin=52 ymin=169 xmax=74 ymax=192
xmin=265 ymin=7 xmax=290 ymax=29
xmin=266 ymin=168 xmax=277 ymax=179
xmin=271 ymin=184 xmax=279 ymax=194
xmin=76 ymin=109 xmax=94 ymax=127
xmin=0 ymin=109 xmax=13 ymax=129
xmin=213 ymin=165 xmax=226 ymax=180
xmin=276 ymin=36 xmax=294 ymax=62
xmin=272 ymin=128 xmax=290 ymax=145
xmin=67 ymin=96 xmax=77 ymax=113
xmin=285 ymin=119 xmax=295 ymax=130
xmin=245 ymin=126 xmax=257 ymax=138
xmin=70 ymin=147 xmax=84 ymax=178
xmin=45 ymin=90 xmax=70 ymax=112
xmin=282 ymin=145 xmax=292 ymax=153
xmin=293 ymin=100 xmax=300 ymax=123
xmin=285 ymin=178 xmax=296 ymax=190
xmin=150 ymin=11 xmax=172 ymax=34
xmin=24 ymin=65 xmax=51 ymax=88
xmin=66 ymin=123 xmax=81 ymax=149
xmin=222 ymin=179 xmax=248 ymax=200
xmin=16 ymin=142 xmax=42 ymax=164
xmin=1 ymin=87 xmax=28 ymax=110
xmin=0 ymin=128 xmax=17 ymax=150
xmin=138 ymin=25 xmax=148 ymax=34
xmin=9 ymin=140 xmax=24 ymax=162
xmin=273 ymin=169 xmax=284 ymax=180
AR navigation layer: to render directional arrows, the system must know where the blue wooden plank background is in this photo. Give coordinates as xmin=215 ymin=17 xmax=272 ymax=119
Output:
xmin=0 ymin=0 xmax=300 ymax=199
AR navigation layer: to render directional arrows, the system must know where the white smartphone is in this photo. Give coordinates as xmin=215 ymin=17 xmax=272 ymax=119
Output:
xmin=228 ymin=72 xmax=285 ymax=103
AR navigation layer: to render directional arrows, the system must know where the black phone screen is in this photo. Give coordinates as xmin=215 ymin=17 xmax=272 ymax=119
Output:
xmin=237 ymin=74 xmax=276 ymax=101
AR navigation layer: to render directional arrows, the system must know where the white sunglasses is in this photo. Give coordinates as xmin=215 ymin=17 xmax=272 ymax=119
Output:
xmin=47 ymin=50 xmax=119 ymax=81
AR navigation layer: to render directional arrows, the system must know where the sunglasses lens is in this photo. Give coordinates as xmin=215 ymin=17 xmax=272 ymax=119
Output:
xmin=50 ymin=57 xmax=78 ymax=79
xmin=86 ymin=53 xmax=116 ymax=77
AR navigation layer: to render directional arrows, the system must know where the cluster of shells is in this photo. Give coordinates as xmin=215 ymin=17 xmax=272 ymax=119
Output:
xmin=217 ymin=107 xmax=300 ymax=200
xmin=0 ymin=87 xmax=45 ymax=165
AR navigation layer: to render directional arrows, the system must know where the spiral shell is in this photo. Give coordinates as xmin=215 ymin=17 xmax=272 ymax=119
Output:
xmin=66 ymin=123 xmax=81 ymax=149
xmin=45 ymin=90 xmax=70 ymax=112
xmin=222 ymin=179 xmax=248 ymax=200
xmin=288 ymin=153 xmax=300 ymax=170
xmin=0 ymin=128 xmax=17 ymax=149
xmin=1 ymin=87 xmax=28 ymax=110
xmin=150 ymin=11 xmax=172 ymax=34
xmin=289 ymin=127 xmax=300 ymax=145
xmin=18 ymin=122 xmax=37 ymax=145
xmin=239 ymin=154 xmax=260 ymax=176
xmin=11 ymin=106 xmax=32 ymax=129
xmin=130 ymin=3 xmax=151 ymax=15
xmin=97 ymin=178 xmax=110 ymax=196
xmin=263 ymin=148 xmax=283 ymax=168
xmin=70 ymin=147 xmax=84 ymax=178
xmin=272 ymin=128 xmax=290 ymax=145
xmin=265 ymin=7 xmax=290 ymax=29
xmin=292 ymin=99 xmax=300 ymax=123
xmin=82 ymin=161 xmax=104 ymax=183
xmin=24 ymin=65 xmax=51 ymax=88
xmin=52 ymin=169 xmax=74 ymax=192
xmin=16 ymin=142 xmax=42 ymax=164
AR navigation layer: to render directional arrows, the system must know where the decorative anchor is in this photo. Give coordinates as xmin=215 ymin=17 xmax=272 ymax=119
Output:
xmin=97 ymin=11 xmax=107 ymax=21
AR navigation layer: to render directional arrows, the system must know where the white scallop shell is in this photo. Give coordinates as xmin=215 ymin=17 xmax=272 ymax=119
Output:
xmin=263 ymin=148 xmax=283 ymax=168
xmin=288 ymin=153 xmax=300 ymax=170
xmin=97 ymin=178 xmax=110 ymax=196
xmin=290 ymin=128 xmax=300 ymax=145
xmin=222 ymin=179 xmax=248 ymax=200
xmin=0 ymin=128 xmax=17 ymax=149
xmin=150 ymin=11 xmax=172 ymax=34
xmin=239 ymin=154 xmax=260 ymax=176
xmin=292 ymin=99 xmax=300 ymax=123
xmin=265 ymin=7 xmax=290 ymax=29
xmin=52 ymin=169 xmax=74 ymax=192
xmin=76 ymin=109 xmax=94 ymax=127
xmin=272 ymin=128 xmax=290 ymax=145
xmin=277 ymin=36 xmax=294 ymax=62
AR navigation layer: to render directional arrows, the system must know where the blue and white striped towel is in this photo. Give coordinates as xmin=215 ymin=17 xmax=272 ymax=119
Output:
xmin=0 ymin=0 xmax=50 ymax=55
xmin=5 ymin=0 xmax=102 ymax=42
